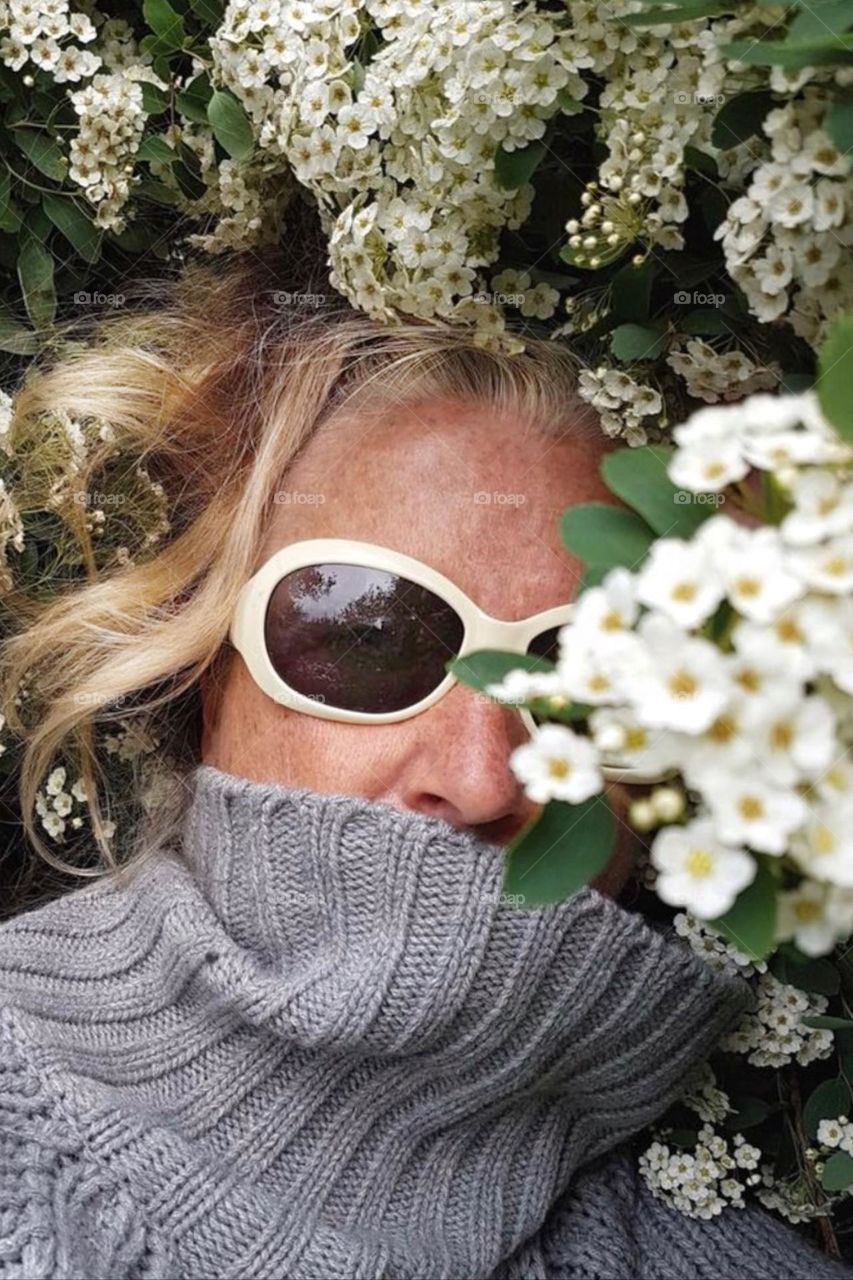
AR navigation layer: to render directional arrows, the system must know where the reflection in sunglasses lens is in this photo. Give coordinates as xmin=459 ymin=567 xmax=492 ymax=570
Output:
xmin=264 ymin=563 xmax=465 ymax=714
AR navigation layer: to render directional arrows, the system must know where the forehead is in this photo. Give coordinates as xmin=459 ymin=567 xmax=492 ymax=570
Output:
xmin=260 ymin=397 xmax=613 ymax=617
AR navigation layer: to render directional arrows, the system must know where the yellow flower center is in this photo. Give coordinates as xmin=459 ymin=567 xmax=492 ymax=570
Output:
xmin=685 ymin=846 xmax=714 ymax=878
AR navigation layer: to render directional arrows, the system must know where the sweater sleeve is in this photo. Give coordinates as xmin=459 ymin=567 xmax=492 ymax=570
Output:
xmin=0 ymin=1011 xmax=172 ymax=1280
xmin=501 ymin=1144 xmax=853 ymax=1280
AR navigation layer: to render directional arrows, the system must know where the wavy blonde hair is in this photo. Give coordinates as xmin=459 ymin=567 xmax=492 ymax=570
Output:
xmin=0 ymin=247 xmax=602 ymax=884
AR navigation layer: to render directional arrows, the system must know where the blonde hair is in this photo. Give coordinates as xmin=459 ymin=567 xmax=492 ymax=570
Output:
xmin=0 ymin=248 xmax=602 ymax=884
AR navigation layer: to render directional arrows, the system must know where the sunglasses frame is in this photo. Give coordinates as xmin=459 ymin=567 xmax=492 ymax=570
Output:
xmin=229 ymin=538 xmax=665 ymax=785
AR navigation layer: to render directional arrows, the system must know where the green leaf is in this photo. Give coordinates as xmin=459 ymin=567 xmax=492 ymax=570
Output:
xmin=176 ymin=72 xmax=213 ymax=124
xmin=610 ymin=257 xmax=654 ymax=322
xmin=723 ymin=1096 xmax=771 ymax=1131
xmin=448 ymin=648 xmax=556 ymax=693
xmin=143 ymin=0 xmax=187 ymax=43
xmin=769 ymin=946 xmax=840 ymax=995
xmin=133 ymin=178 xmax=182 ymax=205
xmin=707 ymin=857 xmax=777 ymax=962
xmin=825 ymin=90 xmax=853 ymax=162
xmin=711 ymin=91 xmax=774 ymax=150
xmin=804 ymin=1078 xmax=852 ymax=1138
xmin=207 ymin=88 xmax=254 ymax=162
xmin=0 ymin=305 xmax=40 ymax=354
xmin=136 ymin=134 xmax=178 ymax=164
xmin=11 ymin=127 xmax=67 ymax=181
xmin=560 ymin=502 xmax=654 ymax=572
xmin=494 ymin=138 xmax=547 ymax=190
xmin=17 ymin=232 xmax=55 ymax=331
xmin=788 ymin=0 xmax=853 ymax=44
xmin=683 ymin=145 xmax=719 ymax=177
xmin=822 ymin=1151 xmax=853 ymax=1192
xmin=503 ymin=793 xmax=615 ymax=907
xmin=41 ymin=192 xmax=101 ymax=264
xmin=722 ymin=36 xmax=853 ymax=69
xmin=619 ymin=1 xmax=734 ymax=25
xmin=0 ymin=167 xmax=20 ymax=233
xmin=602 ymin=445 xmax=711 ymax=538
xmin=802 ymin=1015 xmax=853 ymax=1030
xmin=141 ymin=81 xmax=170 ymax=115
xmin=680 ymin=308 xmax=731 ymax=336
xmin=189 ymin=0 xmax=224 ymax=20
xmin=557 ymin=88 xmax=584 ymax=114
xmin=817 ymin=315 xmax=853 ymax=443
xmin=610 ymin=322 xmax=667 ymax=362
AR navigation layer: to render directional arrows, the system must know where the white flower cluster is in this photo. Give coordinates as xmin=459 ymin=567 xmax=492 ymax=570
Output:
xmin=577 ymin=367 xmax=663 ymax=447
xmin=639 ymin=1124 xmax=762 ymax=1220
xmin=489 ymin=389 xmax=853 ymax=953
xmin=817 ymin=1115 xmax=853 ymax=1156
xmin=717 ymin=92 xmax=853 ymax=349
xmin=35 ymin=764 xmax=112 ymax=841
xmin=201 ymin=0 xmax=587 ymax=345
xmin=720 ymin=971 xmax=834 ymax=1068
xmin=67 ymin=64 xmax=153 ymax=231
xmin=0 ymin=1 xmax=846 ymax=434
xmin=671 ymin=911 xmax=830 ymax=1068
xmin=0 ymin=0 xmax=100 ymax=83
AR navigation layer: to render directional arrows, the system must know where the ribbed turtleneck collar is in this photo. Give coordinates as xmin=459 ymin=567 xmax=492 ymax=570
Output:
xmin=0 ymin=764 xmax=757 ymax=1279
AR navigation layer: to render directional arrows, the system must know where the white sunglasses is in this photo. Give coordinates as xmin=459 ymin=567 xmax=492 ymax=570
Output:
xmin=229 ymin=538 xmax=662 ymax=784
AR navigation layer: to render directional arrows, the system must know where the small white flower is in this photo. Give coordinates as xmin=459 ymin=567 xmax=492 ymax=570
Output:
xmin=790 ymin=800 xmax=853 ymax=888
xmin=781 ymin=471 xmax=853 ymax=547
xmin=619 ymin=612 xmax=733 ymax=734
xmin=669 ymin=437 xmax=748 ymax=492
xmin=651 ymin=818 xmax=756 ymax=918
xmin=703 ymin=774 xmax=808 ymax=855
xmin=776 ymin=880 xmax=848 ymax=956
xmin=635 ymin=539 xmax=724 ymax=629
xmin=750 ymin=692 xmax=836 ymax=787
xmin=788 ymin=533 xmax=853 ymax=594
xmin=713 ymin=526 xmax=803 ymax=624
xmin=509 ymin=723 xmax=603 ymax=804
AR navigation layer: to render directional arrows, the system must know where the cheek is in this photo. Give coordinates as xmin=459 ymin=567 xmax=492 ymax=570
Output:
xmin=203 ymin=657 xmax=409 ymax=794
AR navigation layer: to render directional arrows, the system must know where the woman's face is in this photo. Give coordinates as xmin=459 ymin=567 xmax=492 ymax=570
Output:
xmin=201 ymin=396 xmax=638 ymax=896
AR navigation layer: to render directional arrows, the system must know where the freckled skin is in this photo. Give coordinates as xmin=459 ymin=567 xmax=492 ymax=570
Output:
xmin=201 ymin=397 xmax=640 ymax=898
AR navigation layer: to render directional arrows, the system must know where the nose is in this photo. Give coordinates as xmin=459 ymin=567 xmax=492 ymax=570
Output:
xmin=395 ymin=680 xmax=541 ymax=845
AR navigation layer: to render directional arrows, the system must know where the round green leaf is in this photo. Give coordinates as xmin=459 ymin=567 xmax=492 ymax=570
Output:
xmin=602 ymin=445 xmax=712 ymax=538
xmin=817 ymin=314 xmax=853 ymax=443
xmin=711 ymin=90 xmax=774 ymax=150
xmin=804 ymin=1078 xmax=852 ymax=1139
xmin=504 ymin=793 xmax=615 ymax=907
xmin=610 ymin=322 xmax=667 ymax=363
xmin=207 ymin=89 xmax=254 ymax=162
xmin=822 ymin=1150 xmax=853 ymax=1192
xmin=447 ymin=648 xmax=556 ymax=693
xmin=494 ymin=139 xmax=546 ymax=190
xmin=707 ymin=856 xmax=777 ymax=962
xmin=560 ymin=502 xmax=654 ymax=572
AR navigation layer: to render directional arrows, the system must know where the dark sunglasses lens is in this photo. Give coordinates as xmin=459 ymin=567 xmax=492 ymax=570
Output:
xmin=526 ymin=626 xmax=562 ymax=664
xmin=264 ymin=563 xmax=465 ymax=714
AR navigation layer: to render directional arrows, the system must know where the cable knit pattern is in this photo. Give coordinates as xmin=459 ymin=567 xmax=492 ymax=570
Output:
xmin=0 ymin=763 xmax=849 ymax=1279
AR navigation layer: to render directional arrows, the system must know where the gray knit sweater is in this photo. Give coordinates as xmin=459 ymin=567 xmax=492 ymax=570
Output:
xmin=0 ymin=764 xmax=850 ymax=1280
